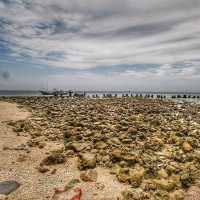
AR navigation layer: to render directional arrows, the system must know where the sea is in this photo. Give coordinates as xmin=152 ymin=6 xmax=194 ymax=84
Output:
xmin=0 ymin=90 xmax=200 ymax=103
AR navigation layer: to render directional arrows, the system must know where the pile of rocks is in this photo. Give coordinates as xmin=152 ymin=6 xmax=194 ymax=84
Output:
xmin=2 ymin=96 xmax=200 ymax=199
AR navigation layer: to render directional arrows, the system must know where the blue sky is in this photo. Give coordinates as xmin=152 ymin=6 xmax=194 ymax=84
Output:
xmin=0 ymin=0 xmax=200 ymax=91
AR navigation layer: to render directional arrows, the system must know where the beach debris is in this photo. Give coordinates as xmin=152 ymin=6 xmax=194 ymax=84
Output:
xmin=0 ymin=181 xmax=20 ymax=195
xmin=57 ymin=179 xmax=80 ymax=193
xmin=51 ymin=179 xmax=80 ymax=200
xmin=69 ymin=187 xmax=82 ymax=200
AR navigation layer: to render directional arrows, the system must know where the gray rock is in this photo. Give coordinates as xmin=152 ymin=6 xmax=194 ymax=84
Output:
xmin=0 ymin=181 xmax=20 ymax=195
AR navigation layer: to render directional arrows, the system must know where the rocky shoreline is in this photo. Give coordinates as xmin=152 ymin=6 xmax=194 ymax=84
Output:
xmin=1 ymin=96 xmax=200 ymax=199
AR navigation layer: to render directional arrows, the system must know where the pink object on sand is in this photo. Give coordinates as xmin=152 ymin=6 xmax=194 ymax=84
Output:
xmin=69 ymin=188 xmax=82 ymax=200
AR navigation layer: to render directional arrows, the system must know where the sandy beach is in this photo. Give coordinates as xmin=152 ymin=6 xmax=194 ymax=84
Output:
xmin=1 ymin=97 xmax=200 ymax=200
xmin=1 ymin=0 xmax=200 ymax=199
xmin=0 ymin=100 xmax=129 ymax=200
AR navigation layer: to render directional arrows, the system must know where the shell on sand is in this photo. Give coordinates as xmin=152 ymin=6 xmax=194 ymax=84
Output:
xmin=184 ymin=186 xmax=200 ymax=200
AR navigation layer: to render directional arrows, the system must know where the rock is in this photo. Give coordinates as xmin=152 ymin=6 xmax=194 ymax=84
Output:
xmin=0 ymin=181 xmax=20 ymax=195
xmin=154 ymin=137 xmax=164 ymax=146
xmin=6 ymin=92 xmax=200 ymax=198
xmin=111 ymin=149 xmax=122 ymax=160
xmin=117 ymin=170 xmax=130 ymax=183
xmin=41 ymin=152 xmax=66 ymax=165
xmin=80 ymin=169 xmax=98 ymax=182
xmin=122 ymin=139 xmax=133 ymax=144
xmin=110 ymin=164 xmax=121 ymax=175
xmin=121 ymin=189 xmax=139 ymax=200
xmin=154 ymin=190 xmax=169 ymax=199
xmin=122 ymin=155 xmax=137 ymax=165
xmin=53 ymin=178 xmax=80 ymax=198
xmin=95 ymin=182 xmax=105 ymax=190
xmin=184 ymin=186 xmax=200 ymax=200
xmin=119 ymin=160 xmax=127 ymax=167
xmin=166 ymin=164 xmax=177 ymax=175
xmin=99 ymin=149 xmax=107 ymax=156
xmin=70 ymin=142 xmax=88 ymax=152
xmin=169 ymin=189 xmax=184 ymax=200
xmin=14 ymin=127 xmax=23 ymax=133
xmin=95 ymin=141 xmax=107 ymax=149
xmin=143 ymin=180 xmax=157 ymax=191
xmin=153 ymin=178 xmax=177 ymax=191
xmin=91 ymin=195 xmax=112 ymax=200
xmin=129 ymin=166 xmax=145 ymax=187
xmin=182 ymin=142 xmax=193 ymax=152
xmin=120 ymin=120 xmax=129 ymax=126
xmin=171 ymin=174 xmax=181 ymax=186
xmin=63 ymin=130 xmax=72 ymax=139
xmin=121 ymin=189 xmax=135 ymax=200
xmin=127 ymin=127 xmax=137 ymax=134
xmin=38 ymin=142 xmax=46 ymax=149
xmin=17 ymin=154 xmax=27 ymax=162
xmin=110 ymin=138 xmax=121 ymax=145
xmin=51 ymin=169 xmax=57 ymax=174
xmin=158 ymin=168 xmax=168 ymax=178
xmin=151 ymin=119 xmax=161 ymax=126
xmin=78 ymin=153 xmax=96 ymax=170
xmin=38 ymin=166 xmax=49 ymax=173
xmin=194 ymin=151 xmax=200 ymax=162
xmin=63 ymin=179 xmax=80 ymax=191
xmin=0 ymin=194 xmax=7 ymax=200
xmin=180 ymin=173 xmax=193 ymax=188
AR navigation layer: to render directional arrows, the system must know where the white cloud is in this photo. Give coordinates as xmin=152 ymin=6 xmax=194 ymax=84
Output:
xmin=0 ymin=0 xmax=200 ymax=90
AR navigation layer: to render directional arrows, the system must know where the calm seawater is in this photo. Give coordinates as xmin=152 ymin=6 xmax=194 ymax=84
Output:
xmin=0 ymin=90 xmax=200 ymax=103
xmin=0 ymin=90 xmax=41 ymax=96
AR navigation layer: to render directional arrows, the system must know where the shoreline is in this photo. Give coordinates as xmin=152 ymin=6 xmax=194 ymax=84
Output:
xmin=1 ymin=91 xmax=200 ymax=103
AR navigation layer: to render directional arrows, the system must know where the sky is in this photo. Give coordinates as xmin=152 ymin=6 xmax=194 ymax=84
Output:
xmin=0 ymin=0 xmax=200 ymax=91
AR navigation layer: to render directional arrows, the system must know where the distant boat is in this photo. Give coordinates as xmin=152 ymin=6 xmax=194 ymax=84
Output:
xmin=39 ymin=89 xmax=73 ymax=96
xmin=40 ymin=90 xmax=55 ymax=95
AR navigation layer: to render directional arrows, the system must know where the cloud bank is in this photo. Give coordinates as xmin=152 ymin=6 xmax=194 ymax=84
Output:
xmin=0 ymin=0 xmax=200 ymax=90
